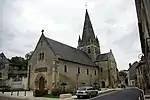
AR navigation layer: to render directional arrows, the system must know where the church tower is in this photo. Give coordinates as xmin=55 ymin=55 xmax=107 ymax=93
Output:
xmin=78 ymin=9 xmax=101 ymax=61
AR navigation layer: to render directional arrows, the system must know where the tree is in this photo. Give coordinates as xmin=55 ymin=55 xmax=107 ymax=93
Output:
xmin=25 ymin=51 xmax=33 ymax=60
xmin=9 ymin=56 xmax=27 ymax=70
xmin=119 ymin=71 xmax=127 ymax=78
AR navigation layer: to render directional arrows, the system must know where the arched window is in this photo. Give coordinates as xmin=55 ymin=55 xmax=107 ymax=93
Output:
xmin=64 ymin=65 xmax=67 ymax=72
xmin=95 ymin=70 xmax=96 ymax=75
xmin=78 ymin=67 xmax=80 ymax=74
xmin=87 ymin=69 xmax=89 ymax=75
xmin=41 ymin=52 xmax=44 ymax=60
xmin=95 ymin=48 xmax=97 ymax=53
xmin=38 ymin=52 xmax=44 ymax=61
xmin=100 ymin=68 xmax=103 ymax=72
xmin=88 ymin=47 xmax=91 ymax=54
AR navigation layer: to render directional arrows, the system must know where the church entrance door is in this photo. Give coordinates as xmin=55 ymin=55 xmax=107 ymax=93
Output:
xmin=39 ymin=77 xmax=45 ymax=90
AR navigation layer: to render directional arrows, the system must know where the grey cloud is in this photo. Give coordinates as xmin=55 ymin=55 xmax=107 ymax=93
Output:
xmin=0 ymin=0 xmax=142 ymax=70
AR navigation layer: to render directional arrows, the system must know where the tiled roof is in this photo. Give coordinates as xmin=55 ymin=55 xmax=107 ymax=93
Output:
xmin=46 ymin=37 xmax=96 ymax=67
xmin=96 ymin=53 xmax=110 ymax=61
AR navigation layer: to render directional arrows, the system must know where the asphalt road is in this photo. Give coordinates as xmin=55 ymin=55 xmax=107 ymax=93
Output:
xmin=91 ymin=88 xmax=144 ymax=100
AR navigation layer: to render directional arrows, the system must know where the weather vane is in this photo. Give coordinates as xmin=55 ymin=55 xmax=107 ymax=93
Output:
xmin=85 ymin=2 xmax=87 ymax=9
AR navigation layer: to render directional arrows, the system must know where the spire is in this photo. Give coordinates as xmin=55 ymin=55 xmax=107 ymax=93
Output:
xmin=78 ymin=35 xmax=81 ymax=42
xmin=82 ymin=9 xmax=95 ymax=46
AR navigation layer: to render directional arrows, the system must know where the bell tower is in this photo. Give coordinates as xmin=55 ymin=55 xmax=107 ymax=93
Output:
xmin=77 ymin=9 xmax=101 ymax=61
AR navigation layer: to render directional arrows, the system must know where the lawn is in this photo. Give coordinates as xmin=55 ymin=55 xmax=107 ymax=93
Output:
xmin=42 ymin=94 xmax=59 ymax=98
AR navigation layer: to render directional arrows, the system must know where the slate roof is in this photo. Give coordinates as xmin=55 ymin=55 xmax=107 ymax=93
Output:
xmin=46 ymin=37 xmax=97 ymax=67
xmin=128 ymin=61 xmax=139 ymax=80
xmin=96 ymin=53 xmax=110 ymax=61
xmin=81 ymin=9 xmax=95 ymax=46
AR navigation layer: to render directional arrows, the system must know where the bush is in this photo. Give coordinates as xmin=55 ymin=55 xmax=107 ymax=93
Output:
xmin=51 ymin=88 xmax=61 ymax=96
xmin=33 ymin=89 xmax=48 ymax=97
xmin=51 ymin=88 xmax=74 ymax=96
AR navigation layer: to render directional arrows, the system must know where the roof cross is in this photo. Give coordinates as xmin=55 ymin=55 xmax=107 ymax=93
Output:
xmin=41 ymin=29 xmax=44 ymax=34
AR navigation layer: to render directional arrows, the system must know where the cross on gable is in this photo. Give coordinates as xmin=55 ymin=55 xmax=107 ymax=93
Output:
xmin=41 ymin=29 xmax=44 ymax=34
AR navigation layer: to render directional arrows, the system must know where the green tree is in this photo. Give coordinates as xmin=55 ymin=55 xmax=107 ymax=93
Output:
xmin=119 ymin=71 xmax=127 ymax=77
xmin=9 ymin=56 xmax=27 ymax=70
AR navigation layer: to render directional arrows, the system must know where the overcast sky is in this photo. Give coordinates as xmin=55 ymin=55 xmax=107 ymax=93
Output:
xmin=0 ymin=0 xmax=142 ymax=70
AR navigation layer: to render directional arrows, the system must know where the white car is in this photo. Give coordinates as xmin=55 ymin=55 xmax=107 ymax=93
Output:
xmin=76 ymin=86 xmax=98 ymax=98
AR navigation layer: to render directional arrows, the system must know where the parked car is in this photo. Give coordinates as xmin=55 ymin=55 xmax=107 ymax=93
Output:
xmin=76 ymin=86 xmax=98 ymax=98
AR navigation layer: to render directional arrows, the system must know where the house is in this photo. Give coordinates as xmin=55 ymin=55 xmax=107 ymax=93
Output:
xmin=128 ymin=61 xmax=139 ymax=86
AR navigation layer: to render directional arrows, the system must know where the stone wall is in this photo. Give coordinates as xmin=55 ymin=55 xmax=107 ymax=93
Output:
xmin=58 ymin=60 xmax=99 ymax=89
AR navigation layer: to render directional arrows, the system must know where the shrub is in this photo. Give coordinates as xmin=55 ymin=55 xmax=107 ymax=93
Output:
xmin=51 ymin=88 xmax=75 ymax=96
xmin=33 ymin=89 xmax=48 ymax=97
xmin=51 ymin=88 xmax=62 ymax=96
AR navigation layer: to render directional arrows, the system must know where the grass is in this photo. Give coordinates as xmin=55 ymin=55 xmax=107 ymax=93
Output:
xmin=42 ymin=94 xmax=59 ymax=98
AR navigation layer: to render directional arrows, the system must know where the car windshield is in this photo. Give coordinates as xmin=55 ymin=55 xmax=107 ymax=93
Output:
xmin=78 ymin=87 xmax=86 ymax=90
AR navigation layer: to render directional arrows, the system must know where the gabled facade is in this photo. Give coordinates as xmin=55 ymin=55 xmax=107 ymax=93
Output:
xmin=28 ymin=32 xmax=99 ymax=90
xmin=95 ymin=50 xmax=119 ymax=88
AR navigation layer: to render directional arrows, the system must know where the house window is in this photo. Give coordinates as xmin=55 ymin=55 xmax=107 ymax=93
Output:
xmin=64 ymin=65 xmax=67 ymax=72
xmin=88 ymin=47 xmax=91 ymax=54
xmin=95 ymin=70 xmax=96 ymax=75
xmin=87 ymin=69 xmax=89 ymax=75
xmin=78 ymin=67 xmax=80 ymax=74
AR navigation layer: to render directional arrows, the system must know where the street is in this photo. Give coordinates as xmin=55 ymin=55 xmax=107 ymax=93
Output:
xmin=91 ymin=88 xmax=144 ymax=100
xmin=73 ymin=88 xmax=144 ymax=100
xmin=0 ymin=88 xmax=145 ymax=100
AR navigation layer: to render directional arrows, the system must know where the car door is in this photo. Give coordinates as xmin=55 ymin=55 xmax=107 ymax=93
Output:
xmin=89 ymin=87 xmax=94 ymax=96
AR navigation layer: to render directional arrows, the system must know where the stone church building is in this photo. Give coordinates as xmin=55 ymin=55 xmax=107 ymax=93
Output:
xmin=28 ymin=9 xmax=119 ymax=90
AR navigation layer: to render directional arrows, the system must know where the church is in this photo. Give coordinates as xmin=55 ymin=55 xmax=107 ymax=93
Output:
xmin=28 ymin=9 xmax=119 ymax=90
